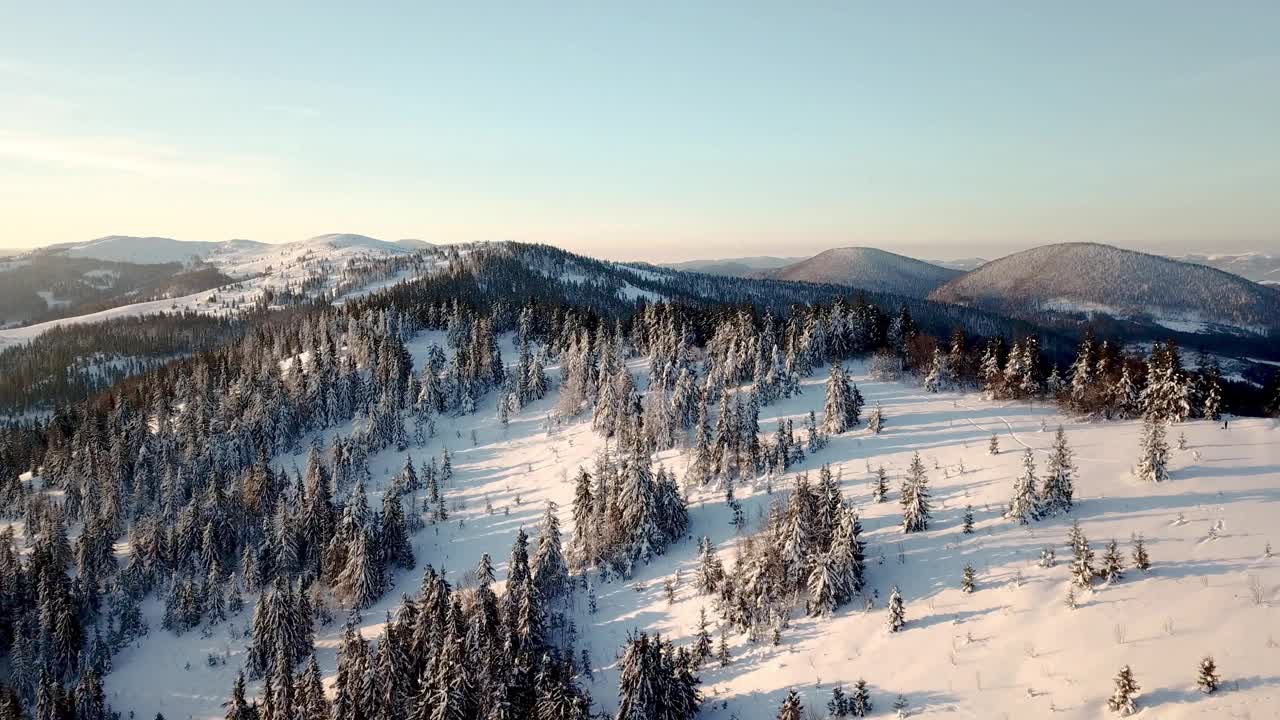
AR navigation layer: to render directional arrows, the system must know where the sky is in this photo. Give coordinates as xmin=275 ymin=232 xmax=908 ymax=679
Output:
xmin=1 ymin=2 xmax=1278 ymax=262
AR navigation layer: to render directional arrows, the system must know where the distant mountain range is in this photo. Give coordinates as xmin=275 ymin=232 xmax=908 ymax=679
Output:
xmin=929 ymin=243 xmax=1280 ymax=336
xmin=658 ymin=256 xmax=802 ymax=278
xmin=25 ymin=233 xmax=428 ymax=266
xmin=11 ymin=235 xmax=1279 ymax=341
xmin=1173 ymin=251 xmax=1280 ymax=286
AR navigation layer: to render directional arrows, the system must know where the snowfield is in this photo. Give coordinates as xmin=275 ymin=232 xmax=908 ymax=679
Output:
xmin=83 ymin=342 xmax=1278 ymax=720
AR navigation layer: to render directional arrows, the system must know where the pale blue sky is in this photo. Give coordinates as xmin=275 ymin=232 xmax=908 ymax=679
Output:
xmin=1 ymin=2 xmax=1277 ymax=261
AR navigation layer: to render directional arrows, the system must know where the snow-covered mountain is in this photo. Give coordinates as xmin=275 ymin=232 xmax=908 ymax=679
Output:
xmin=29 ymin=233 xmax=429 ymax=267
xmin=929 ymin=242 xmax=1280 ymax=336
xmin=1172 ymin=251 xmax=1280 ymax=286
xmin=658 ymin=255 xmax=803 ymax=278
xmin=757 ymin=247 xmax=963 ymax=298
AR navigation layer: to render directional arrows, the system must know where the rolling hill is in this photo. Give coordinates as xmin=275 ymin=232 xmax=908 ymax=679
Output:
xmin=929 ymin=242 xmax=1280 ymax=336
xmin=659 ymin=255 xmax=803 ymax=277
xmin=758 ymin=247 xmax=964 ymax=298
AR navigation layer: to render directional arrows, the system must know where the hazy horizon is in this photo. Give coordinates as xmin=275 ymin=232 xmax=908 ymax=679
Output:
xmin=3 ymin=4 xmax=1278 ymax=262
xmin=6 ymin=233 xmax=1280 ymax=266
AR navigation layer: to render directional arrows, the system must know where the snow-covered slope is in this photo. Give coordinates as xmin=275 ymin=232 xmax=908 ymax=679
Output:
xmin=930 ymin=243 xmax=1280 ymax=336
xmin=760 ymin=248 xmax=963 ymax=298
xmin=72 ymin=344 xmax=1279 ymax=720
xmin=51 ymin=235 xmax=245 ymax=264
xmin=0 ymin=236 xmax=441 ymax=348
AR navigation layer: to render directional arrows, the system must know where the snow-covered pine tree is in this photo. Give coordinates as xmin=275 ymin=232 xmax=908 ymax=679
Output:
xmin=829 ymin=505 xmax=866 ymax=603
xmin=693 ymin=607 xmax=713 ymax=664
xmin=867 ymin=404 xmax=884 ymax=435
xmin=1141 ymin=341 xmax=1190 ymax=423
xmin=980 ymin=338 xmax=1004 ymax=399
xmin=1131 ymin=534 xmax=1151 ymax=572
xmin=696 ymin=536 xmax=724 ymax=594
xmin=886 ymin=586 xmax=905 ymax=632
xmin=1041 ymin=426 xmax=1075 ymax=516
xmin=961 ymin=564 xmax=975 ymax=593
xmin=1107 ymin=665 xmax=1140 ymax=716
xmin=807 ymin=551 xmax=839 ymax=617
xmin=988 ymin=433 xmax=1000 ymax=455
xmin=872 ymin=466 xmax=888 ymax=503
xmin=827 ymin=685 xmax=849 ymax=718
xmin=822 ymin=363 xmax=861 ymax=434
xmin=776 ymin=689 xmax=803 ymax=720
xmin=849 ymin=679 xmax=872 ymax=717
xmin=923 ymin=347 xmax=946 ymax=393
xmin=531 ymin=501 xmax=569 ymax=600
xmin=962 ymin=505 xmax=974 ymax=534
xmin=1069 ymin=332 xmax=1094 ymax=412
xmin=901 ymin=452 xmax=931 ymax=533
xmin=1005 ymin=448 xmax=1039 ymax=525
xmin=1069 ymin=523 xmax=1095 ymax=590
xmin=1196 ymin=656 xmax=1219 ymax=694
xmin=1098 ymin=539 xmax=1124 ymax=584
xmin=1136 ymin=416 xmax=1170 ymax=483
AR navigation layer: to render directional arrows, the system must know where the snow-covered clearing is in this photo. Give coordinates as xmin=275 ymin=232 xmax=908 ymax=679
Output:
xmin=103 ymin=345 xmax=1279 ymax=719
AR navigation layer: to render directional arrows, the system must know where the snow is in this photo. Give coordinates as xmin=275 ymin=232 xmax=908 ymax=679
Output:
xmin=62 ymin=235 xmax=229 ymax=264
xmin=0 ymin=237 xmax=441 ymax=348
xmin=101 ymin=344 xmax=1280 ymax=720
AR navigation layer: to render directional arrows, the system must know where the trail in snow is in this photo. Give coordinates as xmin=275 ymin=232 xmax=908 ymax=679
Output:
xmin=954 ymin=397 xmax=1127 ymax=466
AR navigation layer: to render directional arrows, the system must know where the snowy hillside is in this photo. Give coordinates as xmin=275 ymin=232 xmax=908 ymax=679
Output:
xmin=0 ymin=236 xmax=438 ymax=348
xmin=21 ymin=343 xmax=1272 ymax=720
xmin=930 ymin=243 xmax=1280 ymax=336
xmin=760 ymin=248 xmax=964 ymax=299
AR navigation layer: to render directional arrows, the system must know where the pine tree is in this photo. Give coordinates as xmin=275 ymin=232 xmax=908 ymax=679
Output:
xmin=1064 ymin=585 xmax=1077 ymax=611
xmin=1041 ymin=426 xmax=1075 ymax=516
xmin=961 ymin=564 xmax=975 ymax=593
xmin=962 ymin=505 xmax=974 ymax=534
xmin=224 ymin=672 xmax=257 ymax=720
xmin=1196 ymin=656 xmax=1219 ymax=694
xmin=1099 ymin=539 xmax=1124 ymax=584
xmin=886 ymin=586 xmax=905 ymax=632
xmin=988 ymin=433 xmax=1000 ymax=455
xmin=717 ymin=630 xmax=731 ymax=667
xmin=923 ymin=347 xmax=947 ymax=393
xmin=872 ymin=466 xmax=888 ymax=503
xmin=776 ymin=689 xmax=803 ymax=720
xmin=827 ymin=686 xmax=848 ymax=718
xmin=807 ymin=551 xmax=839 ymax=617
xmin=1005 ymin=448 xmax=1039 ymax=525
xmin=900 ymin=452 xmax=931 ymax=533
xmin=531 ymin=501 xmax=569 ymax=600
xmin=1107 ymin=665 xmax=1140 ymax=716
xmin=1136 ymin=416 xmax=1169 ymax=483
xmin=1069 ymin=522 xmax=1095 ymax=590
xmin=1131 ymin=534 xmax=1151 ymax=572
xmin=693 ymin=607 xmax=713 ymax=664
xmin=696 ymin=536 xmax=724 ymax=595
xmin=849 ymin=679 xmax=872 ymax=717
xmin=867 ymin=404 xmax=885 ymax=435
